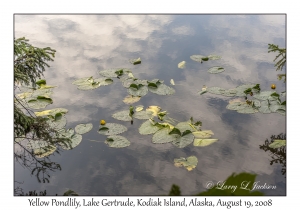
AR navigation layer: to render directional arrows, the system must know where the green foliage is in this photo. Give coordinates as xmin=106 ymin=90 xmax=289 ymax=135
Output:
xmin=63 ymin=190 xmax=79 ymax=196
xmin=168 ymin=184 xmax=181 ymax=196
xmin=268 ymin=44 xmax=286 ymax=72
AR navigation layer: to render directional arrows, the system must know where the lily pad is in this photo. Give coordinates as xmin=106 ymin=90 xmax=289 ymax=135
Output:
xmin=237 ymin=106 xmax=258 ymax=114
xmin=190 ymin=55 xmax=209 ymax=63
xmin=133 ymin=110 xmax=153 ymax=120
xmin=60 ymin=134 xmax=82 ymax=150
xmin=127 ymin=85 xmax=148 ymax=97
xmin=27 ymin=97 xmax=53 ymax=109
xmin=253 ymin=91 xmax=276 ymax=101
xmin=174 ymin=156 xmax=198 ymax=171
xmin=105 ymin=135 xmax=131 ymax=148
xmin=76 ymin=81 xmax=101 ymax=90
xmin=193 ymin=139 xmax=218 ymax=147
xmin=207 ymin=87 xmax=225 ymax=95
xmin=148 ymin=83 xmax=175 ymax=95
xmin=26 ymin=140 xmax=49 ymax=150
xmin=112 ymin=110 xmax=132 ymax=121
xmin=34 ymin=145 xmax=57 ymax=158
xmin=235 ymin=84 xmax=256 ymax=96
xmin=75 ymin=123 xmax=93 ymax=134
xmin=72 ymin=76 xmax=94 ymax=85
xmin=94 ymin=78 xmax=113 ymax=86
xmin=172 ymin=132 xmax=194 ymax=148
xmin=208 ymin=66 xmax=225 ymax=74
xmin=122 ymin=95 xmax=141 ymax=104
xmin=207 ymin=55 xmax=221 ymax=60
xmin=135 ymin=105 xmax=144 ymax=112
xmin=178 ymin=61 xmax=186 ymax=69
xmin=97 ymin=123 xmax=127 ymax=136
xmin=176 ymin=121 xmax=196 ymax=133
xmin=129 ymin=57 xmax=141 ymax=65
xmin=222 ymin=89 xmax=237 ymax=97
xmin=269 ymin=140 xmax=286 ymax=148
xmin=58 ymin=128 xmax=75 ymax=138
xmin=17 ymin=92 xmax=32 ymax=99
xmin=193 ymin=130 xmax=214 ymax=138
xmin=48 ymin=116 xmax=67 ymax=130
xmin=99 ymin=68 xmax=125 ymax=78
xmin=138 ymin=120 xmax=162 ymax=135
xmin=152 ymin=127 xmax=178 ymax=144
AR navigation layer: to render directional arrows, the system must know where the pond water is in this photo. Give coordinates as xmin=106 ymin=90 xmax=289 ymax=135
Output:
xmin=14 ymin=15 xmax=286 ymax=196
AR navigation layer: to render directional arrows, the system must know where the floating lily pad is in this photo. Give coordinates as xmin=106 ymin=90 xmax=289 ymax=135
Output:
xmin=176 ymin=121 xmax=195 ymax=133
xmin=48 ymin=116 xmax=67 ymax=130
xmin=94 ymin=78 xmax=113 ymax=86
xmin=178 ymin=61 xmax=186 ymax=69
xmin=194 ymin=139 xmax=218 ymax=147
xmin=174 ymin=156 xmax=198 ymax=171
xmin=170 ymin=79 xmax=175 ymax=86
xmin=133 ymin=110 xmax=153 ymax=120
xmin=135 ymin=105 xmax=144 ymax=112
xmin=60 ymin=134 xmax=82 ymax=150
xmin=99 ymin=68 xmax=125 ymax=78
xmin=148 ymin=83 xmax=175 ymax=95
xmin=31 ymin=89 xmax=53 ymax=98
xmin=105 ymin=135 xmax=131 ymax=148
xmin=122 ymin=95 xmax=141 ymax=104
xmin=207 ymin=55 xmax=221 ymax=60
xmin=27 ymin=97 xmax=53 ymax=109
xmin=127 ymin=85 xmax=148 ymax=97
xmin=129 ymin=57 xmax=141 ymax=65
xmin=152 ymin=127 xmax=178 ymax=144
xmin=58 ymin=128 xmax=75 ymax=138
xmin=98 ymin=123 xmax=127 ymax=135
xmin=207 ymin=87 xmax=225 ymax=95
xmin=138 ymin=120 xmax=162 ymax=135
xmin=122 ymin=78 xmax=135 ymax=88
xmin=26 ymin=140 xmax=49 ymax=150
xmin=34 ymin=145 xmax=57 ymax=158
xmin=222 ymin=89 xmax=237 ymax=97
xmin=235 ymin=84 xmax=256 ymax=96
xmin=208 ymin=66 xmax=225 ymax=74
xmin=17 ymin=92 xmax=33 ymax=99
xmin=35 ymin=108 xmax=68 ymax=117
xmin=237 ymin=106 xmax=258 ymax=114
xmin=39 ymin=84 xmax=57 ymax=89
xmin=76 ymin=81 xmax=101 ymax=90
xmin=190 ymin=55 xmax=208 ymax=63
xmin=172 ymin=132 xmax=194 ymax=148
xmin=112 ymin=110 xmax=132 ymax=121
xmin=193 ymin=130 xmax=214 ymax=138
xmin=75 ymin=123 xmax=93 ymax=134
xmin=269 ymin=140 xmax=286 ymax=148
xmin=253 ymin=91 xmax=276 ymax=101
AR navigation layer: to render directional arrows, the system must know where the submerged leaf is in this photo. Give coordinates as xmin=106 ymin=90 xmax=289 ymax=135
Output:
xmin=75 ymin=123 xmax=93 ymax=134
xmin=208 ymin=66 xmax=225 ymax=74
xmin=193 ymin=139 xmax=218 ymax=147
xmin=174 ymin=156 xmax=198 ymax=171
xmin=105 ymin=135 xmax=130 ymax=148
xmin=97 ymin=123 xmax=127 ymax=135
xmin=178 ymin=61 xmax=186 ymax=69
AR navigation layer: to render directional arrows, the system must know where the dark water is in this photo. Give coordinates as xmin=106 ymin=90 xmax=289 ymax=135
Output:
xmin=14 ymin=15 xmax=286 ymax=196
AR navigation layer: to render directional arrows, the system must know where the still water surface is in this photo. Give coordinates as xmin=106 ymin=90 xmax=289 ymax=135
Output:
xmin=14 ymin=15 xmax=286 ymax=195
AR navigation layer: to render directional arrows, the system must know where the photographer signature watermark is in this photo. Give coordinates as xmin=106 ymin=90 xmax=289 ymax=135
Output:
xmin=205 ymin=181 xmax=276 ymax=193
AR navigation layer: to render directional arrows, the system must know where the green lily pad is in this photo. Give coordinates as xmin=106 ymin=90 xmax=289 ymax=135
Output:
xmin=276 ymin=109 xmax=286 ymax=115
xmin=207 ymin=87 xmax=226 ymax=95
xmin=27 ymin=97 xmax=53 ymax=109
xmin=99 ymin=68 xmax=125 ymax=78
xmin=31 ymin=89 xmax=53 ymax=97
xmin=39 ymin=84 xmax=57 ymax=89
xmin=26 ymin=140 xmax=49 ymax=150
xmin=112 ymin=110 xmax=132 ymax=121
xmin=176 ymin=121 xmax=196 ymax=133
xmin=269 ymin=140 xmax=286 ymax=148
xmin=72 ymin=76 xmax=94 ymax=85
xmin=97 ymin=123 xmax=127 ymax=135
xmin=152 ymin=127 xmax=178 ymax=144
xmin=139 ymin=120 xmax=162 ymax=135
xmin=133 ymin=110 xmax=153 ymax=120
xmin=17 ymin=92 xmax=33 ymax=99
xmin=190 ymin=55 xmax=209 ymax=63
xmin=123 ymin=95 xmax=141 ymax=104
xmin=174 ymin=156 xmax=198 ymax=171
xmin=94 ymin=78 xmax=113 ymax=86
xmin=253 ymin=91 xmax=276 ymax=101
xmin=235 ymin=84 xmax=257 ymax=96
xmin=178 ymin=61 xmax=186 ymax=69
xmin=207 ymin=55 xmax=221 ymax=60
xmin=127 ymin=85 xmax=148 ymax=97
xmin=237 ymin=106 xmax=258 ymax=114
xmin=34 ymin=145 xmax=57 ymax=158
xmin=148 ymin=83 xmax=175 ymax=95
xmin=75 ymin=123 xmax=93 ymax=134
xmin=60 ymin=134 xmax=82 ymax=150
xmin=194 ymin=139 xmax=218 ymax=147
xmin=208 ymin=66 xmax=225 ymax=74
xmin=172 ymin=132 xmax=194 ymax=148
xmin=58 ymin=128 xmax=75 ymax=138
xmin=105 ymin=135 xmax=131 ymax=148
xmin=48 ymin=116 xmax=67 ymax=130
xmin=193 ymin=130 xmax=214 ymax=138
xmin=222 ymin=89 xmax=237 ymax=97
xmin=129 ymin=57 xmax=141 ymax=65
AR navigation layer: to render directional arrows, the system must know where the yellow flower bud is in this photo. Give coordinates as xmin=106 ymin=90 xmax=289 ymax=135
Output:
xmin=271 ymin=84 xmax=276 ymax=89
xmin=100 ymin=120 xmax=106 ymax=125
